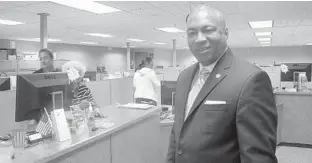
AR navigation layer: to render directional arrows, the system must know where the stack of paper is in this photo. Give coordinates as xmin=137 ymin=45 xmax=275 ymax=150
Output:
xmin=117 ymin=103 xmax=153 ymax=110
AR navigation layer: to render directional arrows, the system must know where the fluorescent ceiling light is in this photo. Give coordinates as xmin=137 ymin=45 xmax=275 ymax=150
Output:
xmin=16 ymin=38 xmax=39 ymax=42
xmin=22 ymin=52 xmax=38 ymax=55
xmin=46 ymin=38 xmax=61 ymax=42
xmin=259 ymin=41 xmax=271 ymax=44
xmin=127 ymin=38 xmax=145 ymax=42
xmin=154 ymin=42 xmax=166 ymax=45
xmin=261 ymin=44 xmax=271 ymax=46
xmin=50 ymin=0 xmax=121 ymax=14
xmin=86 ymin=33 xmax=113 ymax=38
xmin=155 ymin=27 xmax=185 ymax=33
xmin=122 ymin=45 xmax=135 ymax=48
xmin=0 ymin=19 xmax=23 ymax=25
xmin=305 ymin=42 xmax=312 ymax=45
xmin=16 ymin=38 xmax=61 ymax=42
xmin=258 ymin=37 xmax=271 ymax=42
xmin=80 ymin=41 xmax=98 ymax=45
xmin=249 ymin=20 xmax=273 ymax=28
xmin=255 ymin=32 xmax=272 ymax=36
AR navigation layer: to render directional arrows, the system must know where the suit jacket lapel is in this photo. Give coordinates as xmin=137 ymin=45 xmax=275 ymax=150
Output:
xmin=184 ymin=50 xmax=233 ymax=122
xmin=175 ymin=63 xmax=198 ymax=132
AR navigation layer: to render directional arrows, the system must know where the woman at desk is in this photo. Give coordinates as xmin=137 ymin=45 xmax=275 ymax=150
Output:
xmin=133 ymin=57 xmax=160 ymax=106
xmin=29 ymin=61 xmax=102 ymax=134
xmin=34 ymin=48 xmax=61 ymax=73
xmin=61 ymin=61 xmax=102 ymax=116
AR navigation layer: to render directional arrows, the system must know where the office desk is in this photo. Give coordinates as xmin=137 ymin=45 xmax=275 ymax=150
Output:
xmin=0 ymin=106 xmax=161 ymax=163
xmin=275 ymin=92 xmax=312 ymax=145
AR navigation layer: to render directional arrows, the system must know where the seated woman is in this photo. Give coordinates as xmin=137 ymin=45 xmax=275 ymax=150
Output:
xmin=62 ymin=61 xmax=103 ymax=117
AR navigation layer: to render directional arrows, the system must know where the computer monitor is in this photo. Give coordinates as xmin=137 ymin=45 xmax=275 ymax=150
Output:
xmin=15 ymin=72 xmax=72 ymax=122
xmin=161 ymin=81 xmax=177 ymax=105
xmin=84 ymin=71 xmax=96 ymax=81
xmin=0 ymin=77 xmax=10 ymax=91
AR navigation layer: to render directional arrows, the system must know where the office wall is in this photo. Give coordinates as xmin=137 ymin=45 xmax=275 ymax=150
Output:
xmin=153 ymin=48 xmax=172 ymax=67
xmin=0 ymin=39 xmax=11 ymax=48
xmin=176 ymin=46 xmax=312 ymax=67
xmin=12 ymin=40 xmax=127 ymax=73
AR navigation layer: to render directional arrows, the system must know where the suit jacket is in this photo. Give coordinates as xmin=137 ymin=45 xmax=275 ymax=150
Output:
xmin=167 ymin=49 xmax=278 ymax=163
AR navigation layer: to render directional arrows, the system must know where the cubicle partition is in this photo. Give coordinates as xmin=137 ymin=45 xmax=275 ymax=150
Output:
xmin=275 ymin=92 xmax=312 ymax=145
xmin=86 ymin=80 xmax=111 ymax=108
xmin=109 ymin=77 xmax=134 ymax=105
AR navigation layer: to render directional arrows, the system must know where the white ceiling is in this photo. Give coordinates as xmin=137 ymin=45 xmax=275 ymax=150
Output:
xmin=0 ymin=1 xmax=312 ymax=49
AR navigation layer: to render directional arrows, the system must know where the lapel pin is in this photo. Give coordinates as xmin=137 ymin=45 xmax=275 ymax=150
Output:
xmin=216 ymin=74 xmax=221 ymax=78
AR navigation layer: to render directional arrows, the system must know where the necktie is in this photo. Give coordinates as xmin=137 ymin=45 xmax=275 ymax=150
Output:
xmin=185 ymin=68 xmax=210 ymax=120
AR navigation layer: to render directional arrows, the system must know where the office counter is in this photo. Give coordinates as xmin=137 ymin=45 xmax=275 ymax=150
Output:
xmin=160 ymin=120 xmax=173 ymax=162
xmin=275 ymin=91 xmax=312 ymax=96
xmin=0 ymin=77 xmax=134 ymax=136
xmin=0 ymin=105 xmax=161 ymax=163
xmin=275 ymin=91 xmax=312 ymax=145
xmin=0 ymin=90 xmax=20 ymax=136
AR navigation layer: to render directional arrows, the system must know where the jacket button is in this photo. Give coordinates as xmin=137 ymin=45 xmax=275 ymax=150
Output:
xmin=178 ymin=149 xmax=183 ymax=155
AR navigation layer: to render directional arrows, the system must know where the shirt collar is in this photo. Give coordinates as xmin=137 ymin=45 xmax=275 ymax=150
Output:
xmin=199 ymin=47 xmax=228 ymax=72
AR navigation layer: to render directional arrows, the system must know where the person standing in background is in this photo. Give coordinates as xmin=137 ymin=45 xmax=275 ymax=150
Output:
xmin=34 ymin=48 xmax=61 ymax=73
xmin=133 ymin=57 xmax=160 ymax=106
xmin=167 ymin=5 xmax=277 ymax=163
xmin=135 ymin=60 xmax=146 ymax=72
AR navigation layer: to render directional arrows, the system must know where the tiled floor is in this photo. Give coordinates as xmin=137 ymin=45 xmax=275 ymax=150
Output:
xmin=276 ymin=146 xmax=312 ymax=163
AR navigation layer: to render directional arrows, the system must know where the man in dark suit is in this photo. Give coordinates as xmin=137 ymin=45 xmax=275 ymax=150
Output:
xmin=167 ymin=5 xmax=278 ymax=163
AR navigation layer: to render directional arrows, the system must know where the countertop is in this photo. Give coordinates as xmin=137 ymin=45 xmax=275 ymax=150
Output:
xmin=0 ymin=105 xmax=161 ymax=163
xmin=274 ymin=91 xmax=312 ymax=96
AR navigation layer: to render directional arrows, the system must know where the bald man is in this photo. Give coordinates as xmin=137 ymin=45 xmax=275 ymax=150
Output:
xmin=167 ymin=5 xmax=278 ymax=163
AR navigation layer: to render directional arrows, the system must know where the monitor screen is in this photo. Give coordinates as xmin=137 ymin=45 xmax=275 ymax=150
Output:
xmin=0 ymin=77 xmax=10 ymax=91
xmin=161 ymin=81 xmax=177 ymax=105
xmin=281 ymin=63 xmax=312 ymax=82
xmin=84 ymin=71 xmax=96 ymax=81
xmin=15 ymin=72 xmax=71 ymax=122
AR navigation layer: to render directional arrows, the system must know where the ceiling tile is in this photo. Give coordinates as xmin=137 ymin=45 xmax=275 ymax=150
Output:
xmin=146 ymin=1 xmax=189 ymax=7
xmin=0 ymin=2 xmax=15 ymax=10
xmin=0 ymin=1 xmax=43 ymax=7
xmin=160 ymin=6 xmax=189 ymax=18
xmin=0 ymin=1 xmax=311 ymax=49
xmin=97 ymin=1 xmax=153 ymax=11
xmin=274 ymin=20 xmax=301 ymax=27
xmin=19 ymin=2 xmax=96 ymax=20
xmin=204 ymin=1 xmax=241 ymax=15
xmin=238 ymin=1 xmax=307 ymax=20
xmin=225 ymin=14 xmax=250 ymax=30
